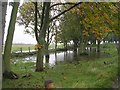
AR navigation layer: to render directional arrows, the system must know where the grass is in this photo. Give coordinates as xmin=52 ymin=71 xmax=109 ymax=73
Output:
xmin=11 ymin=44 xmax=35 ymax=52
xmin=3 ymin=44 xmax=64 ymax=53
xmin=2 ymin=43 xmax=118 ymax=88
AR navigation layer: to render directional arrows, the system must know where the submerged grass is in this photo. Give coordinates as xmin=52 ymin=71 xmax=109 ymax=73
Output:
xmin=2 ymin=43 xmax=118 ymax=88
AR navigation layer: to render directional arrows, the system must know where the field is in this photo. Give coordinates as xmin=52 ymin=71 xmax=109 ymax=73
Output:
xmin=11 ymin=44 xmax=35 ymax=52
xmin=2 ymin=44 xmax=64 ymax=53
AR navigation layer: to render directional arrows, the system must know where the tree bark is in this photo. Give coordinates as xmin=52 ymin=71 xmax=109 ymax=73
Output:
xmin=2 ymin=2 xmax=7 ymax=50
xmin=45 ymin=28 xmax=51 ymax=63
xmin=55 ymin=29 xmax=58 ymax=64
xmin=73 ymin=40 xmax=78 ymax=58
xmin=78 ymin=41 xmax=82 ymax=54
xmin=35 ymin=48 xmax=44 ymax=71
xmin=63 ymin=41 xmax=67 ymax=50
xmin=83 ymin=41 xmax=87 ymax=52
xmin=55 ymin=28 xmax=58 ymax=51
xmin=35 ymin=2 xmax=50 ymax=72
xmin=0 ymin=1 xmax=7 ymax=80
xmin=45 ymin=43 xmax=49 ymax=63
xmin=3 ymin=2 xmax=19 ymax=79
xmin=73 ymin=40 xmax=78 ymax=52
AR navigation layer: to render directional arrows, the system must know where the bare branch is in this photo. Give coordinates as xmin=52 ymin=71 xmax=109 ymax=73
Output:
xmin=50 ymin=8 xmax=62 ymax=13
xmin=50 ymin=2 xmax=82 ymax=22
xmin=50 ymin=2 xmax=74 ymax=8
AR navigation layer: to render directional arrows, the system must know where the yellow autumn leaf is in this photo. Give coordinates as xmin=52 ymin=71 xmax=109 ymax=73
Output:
xmin=34 ymin=44 xmax=43 ymax=50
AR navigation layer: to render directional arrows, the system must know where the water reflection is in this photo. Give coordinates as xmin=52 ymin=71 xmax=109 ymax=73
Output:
xmin=12 ymin=48 xmax=111 ymax=67
xmin=25 ymin=50 xmax=74 ymax=66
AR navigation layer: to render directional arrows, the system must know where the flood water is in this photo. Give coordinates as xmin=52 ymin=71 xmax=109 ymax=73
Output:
xmin=12 ymin=48 xmax=112 ymax=67
xmin=12 ymin=50 xmax=75 ymax=67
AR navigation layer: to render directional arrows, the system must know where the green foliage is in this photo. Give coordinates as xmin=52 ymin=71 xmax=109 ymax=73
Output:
xmin=58 ymin=11 xmax=82 ymax=44
xmin=81 ymin=2 xmax=118 ymax=41
xmin=17 ymin=2 xmax=42 ymax=35
xmin=59 ymin=2 xmax=118 ymax=44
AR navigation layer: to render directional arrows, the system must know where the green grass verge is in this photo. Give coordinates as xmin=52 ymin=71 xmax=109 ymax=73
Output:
xmin=3 ymin=57 xmax=118 ymax=88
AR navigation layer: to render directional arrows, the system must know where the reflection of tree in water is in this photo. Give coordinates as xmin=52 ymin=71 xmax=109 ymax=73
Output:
xmin=73 ymin=49 xmax=78 ymax=61
xmin=46 ymin=55 xmax=49 ymax=64
xmin=64 ymin=51 xmax=68 ymax=61
xmin=55 ymin=51 xmax=57 ymax=65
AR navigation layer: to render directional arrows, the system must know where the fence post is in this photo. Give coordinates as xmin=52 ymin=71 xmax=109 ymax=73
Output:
xmin=28 ymin=47 xmax=30 ymax=53
xmin=20 ymin=47 xmax=22 ymax=54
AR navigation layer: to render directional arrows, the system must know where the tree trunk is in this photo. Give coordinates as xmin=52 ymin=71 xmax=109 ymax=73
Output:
xmin=2 ymin=2 xmax=7 ymax=50
xmin=0 ymin=2 xmax=2 ymax=86
xmin=83 ymin=41 xmax=87 ymax=52
xmin=65 ymin=41 xmax=67 ymax=51
xmin=78 ymin=41 xmax=83 ymax=54
xmin=45 ymin=43 xmax=49 ymax=63
xmin=35 ymin=31 xmax=45 ymax=71
xmin=55 ymin=41 xmax=57 ymax=51
xmin=73 ymin=40 xmax=78 ymax=58
xmin=97 ymin=40 xmax=100 ymax=52
xmin=55 ymin=28 xmax=58 ymax=51
xmin=55 ymin=30 xmax=57 ymax=64
xmin=0 ymin=1 xmax=7 ymax=80
xmin=63 ymin=41 xmax=67 ymax=51
xmin=35 ymin=48 xmax=44 ymax=71
xmin=92 ymin=39 xmax=96 ymax=45
xmin=73 ymin=40 xmax=78 ymax=52
xmin=35 ymin=2 xmax=50 ymax=72
xmin=55 ymin=36 xmax=57 ymax=64
xmin=0 ymin=1 xmax=7 ymax=85
xmin=3 ymin=2 xmax=19 ymax=79
xmin=44 ymin=27 xmax=50 ymax=64
xmin=78 ymin=36 xmax=84 ymax=54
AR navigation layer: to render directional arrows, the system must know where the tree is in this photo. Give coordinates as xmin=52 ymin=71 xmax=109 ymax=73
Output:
xmin=72 ymin=2 xmax=117 ymax=52
xmin=2 ymin=2 xmax=7 ymax=50
xmin=3 ymin=2 xmax=19 ymax=79
xmin=18 ymin=2 xmax=82 ymax=71
xmin=33 ymin=2 xmax=51 ymax=71
xmin=1 ymin=2 xmax=7 ymax=75
xmin=109 ymin=2 xmax=120 ymax=78
xmin=58 ymin=2 xmax=118 ymax=54
xmin=59 ymin=11 xmax=82 ymax=52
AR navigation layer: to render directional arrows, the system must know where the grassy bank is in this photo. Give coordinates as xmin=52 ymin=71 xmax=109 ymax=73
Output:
xmin=2 ymin=43 xmax=118 ymax=88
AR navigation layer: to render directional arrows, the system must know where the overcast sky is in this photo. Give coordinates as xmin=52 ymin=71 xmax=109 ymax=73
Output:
xmin=4 ymin=1 xmax=37 ymax=44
